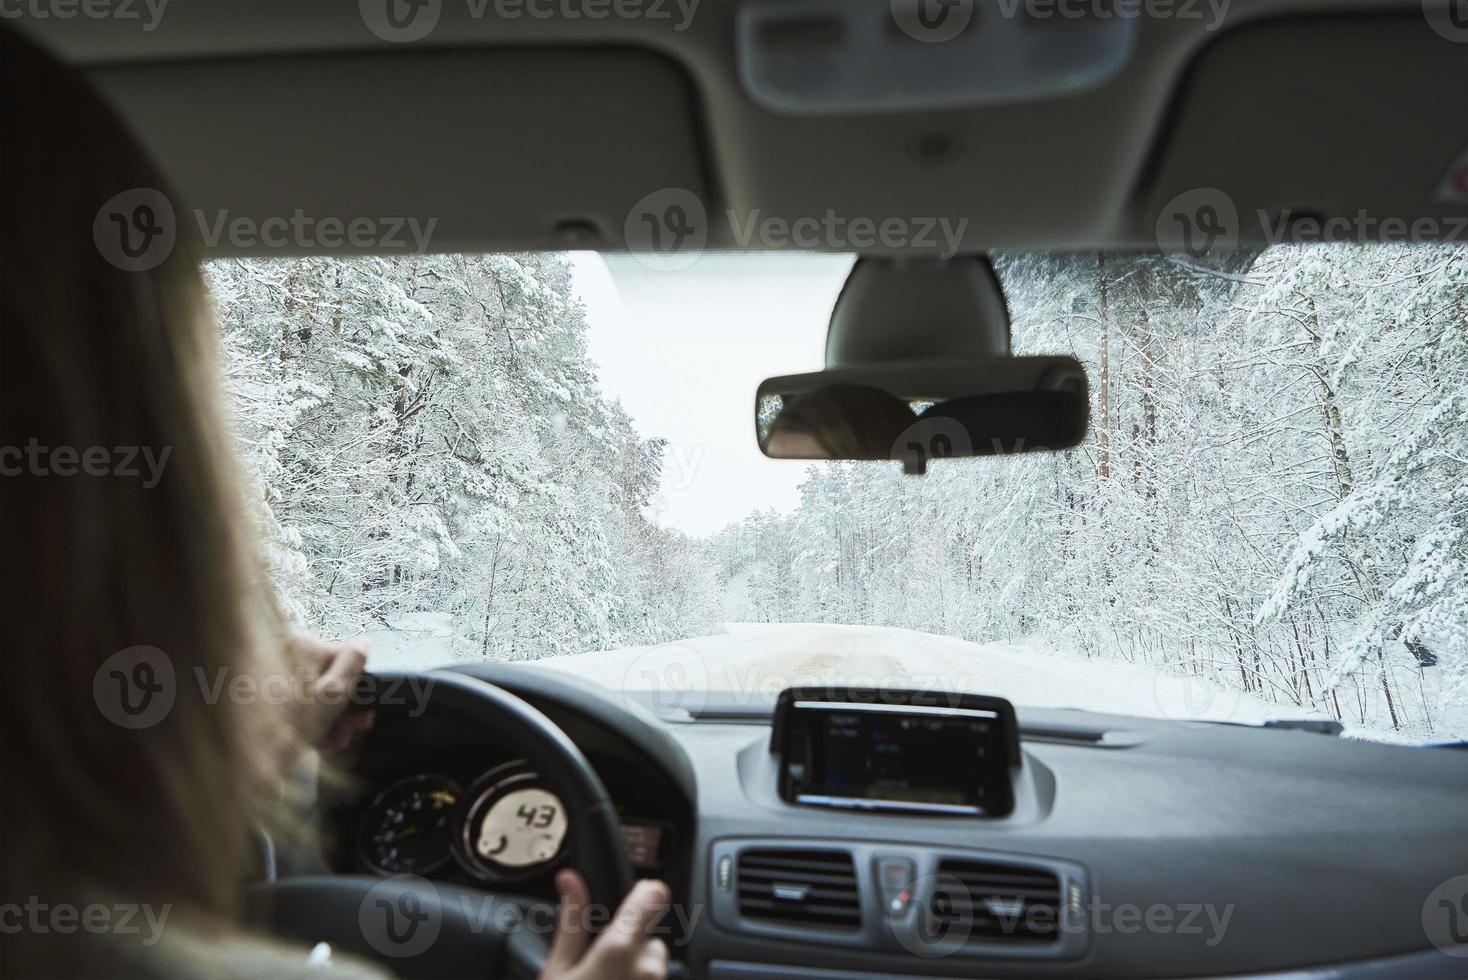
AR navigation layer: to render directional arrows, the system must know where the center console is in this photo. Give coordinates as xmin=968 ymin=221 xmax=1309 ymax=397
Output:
xmin=701 ymin=689 xmax=1085 ymax=968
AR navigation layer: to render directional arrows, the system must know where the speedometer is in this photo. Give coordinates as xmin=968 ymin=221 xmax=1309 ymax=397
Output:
xmin=358 ymin=774 xmax=461 ymax=875
xmin=472 ymin=787 xmax=567 ymax=867
xmin=456 ymin=761 xmax=569 ymax=880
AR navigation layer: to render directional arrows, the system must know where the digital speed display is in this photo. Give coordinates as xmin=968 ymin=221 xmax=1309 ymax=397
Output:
xmin=472 ymin=786 xmax=568 ymax=868
xmin=457 ymin=764 xmax=571 ymax=880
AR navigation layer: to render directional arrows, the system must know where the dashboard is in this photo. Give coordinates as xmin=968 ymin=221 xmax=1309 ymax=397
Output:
xmin=318 ymin=662 xmax=1468 ymax=978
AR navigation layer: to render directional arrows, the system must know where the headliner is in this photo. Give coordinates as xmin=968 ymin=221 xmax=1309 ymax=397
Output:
xmin=13 ymin=0 xmax=1468 ymax=256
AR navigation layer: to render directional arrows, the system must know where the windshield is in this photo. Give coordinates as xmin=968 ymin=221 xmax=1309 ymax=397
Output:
xmin=208 ymin=245 xmax=1467 ymax=744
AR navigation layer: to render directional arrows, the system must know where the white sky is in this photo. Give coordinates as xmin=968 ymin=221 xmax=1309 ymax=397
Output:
xmin=570 ymin=251 xmax=855 ymax=537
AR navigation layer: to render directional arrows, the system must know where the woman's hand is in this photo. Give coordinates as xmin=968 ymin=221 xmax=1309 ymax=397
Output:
xmin=284 ymin=634 xmax=374 ymax=752
xmin=541 ymin=870 xmax=671 ymax=980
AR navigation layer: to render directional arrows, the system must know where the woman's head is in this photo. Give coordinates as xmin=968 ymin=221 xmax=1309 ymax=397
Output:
xmin=1 ymin=24 xmax=292 ymax=960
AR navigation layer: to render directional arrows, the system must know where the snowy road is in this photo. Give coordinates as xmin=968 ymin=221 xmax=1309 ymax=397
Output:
xmin=534 ymin=623 xmax=1297 ymax=726
xmin=357 ymin=617 xmax=1309 ymax=726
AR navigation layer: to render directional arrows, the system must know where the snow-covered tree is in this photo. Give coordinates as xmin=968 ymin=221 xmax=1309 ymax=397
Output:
xmin=209 ymin=253 xmax=722 ymax=660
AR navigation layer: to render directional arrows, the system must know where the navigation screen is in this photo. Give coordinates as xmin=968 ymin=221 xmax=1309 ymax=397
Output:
xmin=779 ymin=700 xmax=1015 ymax=816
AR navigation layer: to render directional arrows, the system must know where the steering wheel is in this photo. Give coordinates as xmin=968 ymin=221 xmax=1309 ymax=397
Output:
xmin=249 ymin=670 xmax=636 ymax=979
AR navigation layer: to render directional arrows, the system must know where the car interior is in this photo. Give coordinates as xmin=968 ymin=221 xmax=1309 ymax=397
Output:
xmin=12 ymin=1 xmax=1468 ymax=978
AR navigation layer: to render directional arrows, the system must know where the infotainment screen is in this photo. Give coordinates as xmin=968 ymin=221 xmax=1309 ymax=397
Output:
xmin=773 ymin=689 xmax=1019 ymax=817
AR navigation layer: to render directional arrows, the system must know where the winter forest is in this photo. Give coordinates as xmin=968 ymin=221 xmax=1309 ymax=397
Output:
xmin=208 ymin=243 xmax=1468 ymax=741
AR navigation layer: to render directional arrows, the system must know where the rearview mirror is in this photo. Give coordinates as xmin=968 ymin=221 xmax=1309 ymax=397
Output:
xmin=756 ymin=356 xmax=1089 ymax=474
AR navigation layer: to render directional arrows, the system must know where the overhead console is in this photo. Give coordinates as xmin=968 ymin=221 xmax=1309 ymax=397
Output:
xmin=771 ymin=688 xmax=1021 ymax=817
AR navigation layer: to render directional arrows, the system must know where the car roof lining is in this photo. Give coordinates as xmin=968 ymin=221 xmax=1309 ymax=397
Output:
xmin=16 ymin=0 xmax=1466 ymax=257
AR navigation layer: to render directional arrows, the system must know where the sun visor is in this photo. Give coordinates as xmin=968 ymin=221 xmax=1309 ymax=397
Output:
xmin=90 ymin=48 xmax=710 ymax=257
xmin=1145 ymin=15 xmax=1468 ymax=251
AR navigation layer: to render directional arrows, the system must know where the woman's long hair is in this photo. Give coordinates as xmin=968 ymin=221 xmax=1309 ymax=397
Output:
xmin=1 ymin=25 xmax=298 ymax=974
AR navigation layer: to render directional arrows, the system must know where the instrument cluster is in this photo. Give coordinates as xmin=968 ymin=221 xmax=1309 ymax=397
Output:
xmin=356 ymin=758 xmax=669 ymax=882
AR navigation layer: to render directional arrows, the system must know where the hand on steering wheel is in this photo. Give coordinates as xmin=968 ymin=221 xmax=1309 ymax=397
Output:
xmin=541 ymin=871 xmax=670 ymax=980
xmin=252 ymin=670 xmax=654 ymax=979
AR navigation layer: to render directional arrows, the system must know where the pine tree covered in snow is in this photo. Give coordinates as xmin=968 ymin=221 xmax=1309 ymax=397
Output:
xmin=706 ymin=244 xmax=1468 ymax=739
xmin=209 ymin=252 xmax=722 ymax=660
xmin=209 ymin=244 xmax=1467 ymax=740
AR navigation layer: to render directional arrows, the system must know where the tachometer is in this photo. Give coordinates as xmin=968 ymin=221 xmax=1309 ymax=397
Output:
xmin=358 ymin=774 xmax=461 ymax=876
xmin=457 ymin=762 xmax=569 ymax=880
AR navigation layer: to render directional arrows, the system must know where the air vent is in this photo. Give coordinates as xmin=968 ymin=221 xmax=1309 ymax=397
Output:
xmin=930 ymin=859 xmax=1062 ymax=944
xmin=736 ymin=849 xmax=861 ymax=930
